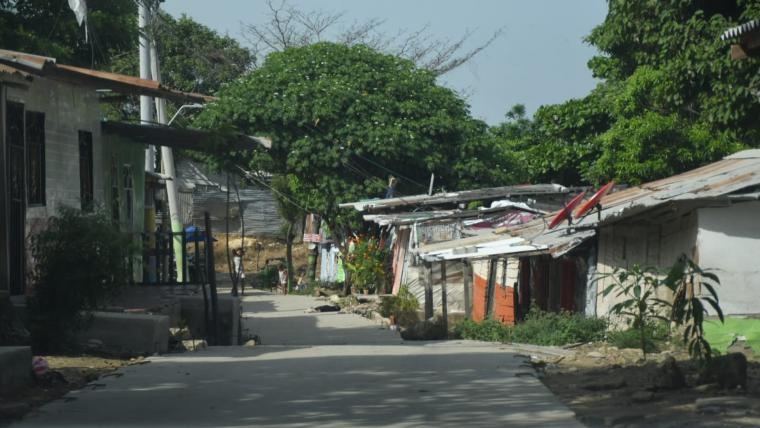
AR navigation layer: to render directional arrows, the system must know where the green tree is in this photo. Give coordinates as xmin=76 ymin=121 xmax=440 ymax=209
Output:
xmin=197 ymin=42 xmax=490 ymax=250
xmin=270 ymin=174 xmax=303 ymax=293
xmin=110 ymin=12 xmax=254 ymax=96
xmin=495 ymin=1 xmax=760 ymax=186
xmin=0 ymin=0 xmax=137 ymax=67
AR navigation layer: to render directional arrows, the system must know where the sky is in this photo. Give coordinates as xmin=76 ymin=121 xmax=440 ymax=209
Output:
xmin=163 ymin=0 xmax=608 ymax=125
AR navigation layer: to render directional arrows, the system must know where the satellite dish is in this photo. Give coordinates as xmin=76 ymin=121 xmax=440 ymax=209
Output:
xmin=548 ymin=191 xmax=587 ymax=229
xmin=574 ymin=181 xmax=615 ymax=219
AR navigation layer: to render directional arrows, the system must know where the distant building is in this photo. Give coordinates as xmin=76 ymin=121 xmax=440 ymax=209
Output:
xmin=175 ymin=160 xmax=285 ymax=237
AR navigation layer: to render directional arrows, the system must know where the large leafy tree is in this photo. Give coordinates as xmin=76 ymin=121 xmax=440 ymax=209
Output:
xmin=197 ymin=42 xmax=499 ymax=244
xmin=110 ymin=12 xmax=254 ymax=96
xmin=496 ymin=0 xmax=760 ymax=186
xmin=0 ymin=0 xmax=137 ymax=67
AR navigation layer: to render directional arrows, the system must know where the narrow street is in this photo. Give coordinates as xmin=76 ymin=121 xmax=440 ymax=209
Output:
xmin=13 ymin=292 xmax=582 ymax=427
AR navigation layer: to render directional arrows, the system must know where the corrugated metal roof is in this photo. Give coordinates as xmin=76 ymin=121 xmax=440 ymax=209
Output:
xmin=363 ymin=202 xmax=541 ymax=227
xmin=340 ymin=184 xmax=568 ymax=212
xmin=0 ymin=49 xmax=213 ymax=103
xmin=722 ymin=19 xmax=760 ymax=41
xmin=419 ymin=149 xmax=760 ymax=261
xmin=0 ymin=63 xmax=31 ymax=79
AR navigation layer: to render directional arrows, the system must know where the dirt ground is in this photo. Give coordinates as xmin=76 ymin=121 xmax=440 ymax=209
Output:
xmin=539 ymin=343 xmax=760 ymax=427
xmin=212 ymin=235 xmax=312 ymax=277
xmin=0 ymin=355 xmax=134 ymax=424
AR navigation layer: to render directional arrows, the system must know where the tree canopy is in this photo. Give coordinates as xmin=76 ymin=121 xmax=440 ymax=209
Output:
xmin=0 ymin=0 xmax=137 ymax=67
xmin=197 ymin=42 xmax=506 ymax=238
xmin=110 ymin=12 xmax=254 ymax=96
xmin=495 ymin=0 xmax=760 ymax=186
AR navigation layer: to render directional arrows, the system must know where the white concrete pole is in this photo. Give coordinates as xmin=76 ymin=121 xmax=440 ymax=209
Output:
xmin=139 ymin=0 xmax=155 ymax=172
xmin=150 ymin=23 xmax=185 ymax=283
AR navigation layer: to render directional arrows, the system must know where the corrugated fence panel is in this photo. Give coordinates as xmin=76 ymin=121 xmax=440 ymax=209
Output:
xmin=189 ymin=186 xmax=285 ymax=237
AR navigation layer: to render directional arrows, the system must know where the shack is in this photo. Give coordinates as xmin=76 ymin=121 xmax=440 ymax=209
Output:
xmin=419 ymin=150 xmax=760 ymax=323
xmin=341 ymin=184 xmax=571 ymax=317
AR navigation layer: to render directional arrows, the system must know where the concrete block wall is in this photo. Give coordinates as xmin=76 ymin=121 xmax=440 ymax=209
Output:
xmin=0 ymin=346 xmax=31 ymax=394
xmin=595 ymin=210 xmax=697 ymax=317
xmin=76 ymin=311 xmax=170 ymax=356
xmin=180 ymin=295 xmax=241 ymax=346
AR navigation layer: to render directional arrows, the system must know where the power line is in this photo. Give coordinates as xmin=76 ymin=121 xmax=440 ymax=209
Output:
xmin=353 ymin=152 xmax=429 ymax=191
xmin=235 ymin=166 xmax=310 ymax=213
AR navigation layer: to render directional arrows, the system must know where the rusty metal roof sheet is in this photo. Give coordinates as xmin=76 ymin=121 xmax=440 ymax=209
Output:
xmin=364 ymin=202 xmax=542 ymax=227
xmin=0 ymin=49 xmax=214 ymax=103
xmin=419 ymin=150 xmax=760 ymax=261
xmin=340 ymin=184 xmax=568 ymax=212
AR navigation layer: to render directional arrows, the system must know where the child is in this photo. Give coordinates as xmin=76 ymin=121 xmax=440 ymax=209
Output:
xmin=296 ymin=267 xmax=308 ymax=292
xmin=278 ymin=264 xmax=288 ymax=294
xmin=233 ymin=248 xmax=246 ymax=294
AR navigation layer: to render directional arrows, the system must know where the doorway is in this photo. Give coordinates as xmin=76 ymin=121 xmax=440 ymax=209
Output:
xmin=6 ymin=101 xmax=25 ymax=295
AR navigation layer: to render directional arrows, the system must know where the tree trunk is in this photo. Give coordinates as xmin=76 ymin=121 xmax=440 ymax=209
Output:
xmin=286 ymin=222 xmax=294 ymax=293
xmin=306 ymin=221 xmax=320 ymax=282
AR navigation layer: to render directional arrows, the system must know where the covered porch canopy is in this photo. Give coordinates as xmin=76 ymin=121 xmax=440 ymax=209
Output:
xmin=0 ymin=49 xmax=267 ymax=153
xmin=102 ymin=121 xmax=267 ymax=153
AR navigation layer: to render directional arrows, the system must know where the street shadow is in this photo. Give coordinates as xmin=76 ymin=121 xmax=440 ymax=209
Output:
xmin=19 ymin=347 xmax=579 ymax=427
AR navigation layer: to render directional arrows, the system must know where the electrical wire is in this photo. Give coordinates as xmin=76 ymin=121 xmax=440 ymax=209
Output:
xmin=235 ymin=165 xmax=310 ymax=213
xmin=353 ymin=152 xmax=429 ymax=191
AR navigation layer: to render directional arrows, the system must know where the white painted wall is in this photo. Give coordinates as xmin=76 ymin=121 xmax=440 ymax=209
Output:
xmin=697 ymin=201 xmax=760 ymax=315
xmin=5 ymin=74 xmax=103 ymax=228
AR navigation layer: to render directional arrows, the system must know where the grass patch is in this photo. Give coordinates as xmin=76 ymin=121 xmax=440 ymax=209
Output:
xmin=454 ymin=309 xmax=607 ymax=346
xmin=704 ymin=317 xmax=760 ymax=354
xmin=607 ymin=322 xmax=670 ymax=353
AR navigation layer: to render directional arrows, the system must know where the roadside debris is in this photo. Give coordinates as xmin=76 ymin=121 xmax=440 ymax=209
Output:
xmin=538 ymin=342 xmax=760 ymax=427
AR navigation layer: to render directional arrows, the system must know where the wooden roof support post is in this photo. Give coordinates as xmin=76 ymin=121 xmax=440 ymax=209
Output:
xmin=424 ymin=262 xmax=434 ymax=319
xmin=486 ymin=258 xmax=498 ymax=318
xmin=440 ymin=260 xmax=448 ymax=338
xmin=463 ymin=260 xmax=473 ymax=319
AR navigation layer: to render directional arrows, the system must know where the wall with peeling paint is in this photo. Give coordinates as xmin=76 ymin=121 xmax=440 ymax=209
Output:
xmin=697 ymin=201 xmax=760 ymax=315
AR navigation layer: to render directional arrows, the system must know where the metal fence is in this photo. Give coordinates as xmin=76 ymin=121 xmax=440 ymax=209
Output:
xmin=135 ymin=229 xmax=210 ymax=286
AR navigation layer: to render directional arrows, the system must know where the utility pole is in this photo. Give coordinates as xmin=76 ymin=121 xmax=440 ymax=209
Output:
xmin=149 ymin=4 xmax=185 ymax=283
xmin=139 ymin=0 xmax=157 ymax=283
xmin=138 ymin=0 xmax=155 ymax=171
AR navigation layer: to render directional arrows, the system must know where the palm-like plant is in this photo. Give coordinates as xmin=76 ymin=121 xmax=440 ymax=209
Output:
xmin=602 ymin=265 xmax=670 ymax=357
xmin=663 ymin=255 xmax=724 ymax=364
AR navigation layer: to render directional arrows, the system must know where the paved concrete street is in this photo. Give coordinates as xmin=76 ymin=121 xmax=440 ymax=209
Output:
xmin=14 ymin=291 xmax=582 ymax=427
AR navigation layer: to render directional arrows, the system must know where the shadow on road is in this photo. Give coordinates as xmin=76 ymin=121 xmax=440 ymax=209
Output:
xmin=19 ymin=345 xmax=580 ymax=427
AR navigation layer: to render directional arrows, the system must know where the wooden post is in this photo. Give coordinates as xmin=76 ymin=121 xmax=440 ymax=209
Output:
xmin=440 ymin=260 xmax=448 ymax=337
xmin=204 ymin=212 xmax=220 ymax=345
xmin=463 ymin=260 xmax=473 ymax=319
xmin=424 ymin=262 xmax=433 ymax=319
xmin=485 ymin=258 xmax=497 ymax=318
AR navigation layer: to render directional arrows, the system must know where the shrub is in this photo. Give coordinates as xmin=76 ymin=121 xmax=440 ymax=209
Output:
xmin=601 ymin=255 xmax=724 ymax=363
xmin=608 ymin=321 xmax=670 ymax=353
xmin=454 ymin=318 xmax=510 ymax=342
xmin=379 ymin=285 xmax=419 ymax=327
xmin=257 ymin=265 xmax=279 ymax=289
xmin=344 ymin=236 xmax=387 ymax=293
xmin=601 ymin=264 xmax=671 ymax=357
xmin=29 ymin=208 xmax=135 ymax=352
xmin=454 ymin=308 xmax=607 ymax=346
